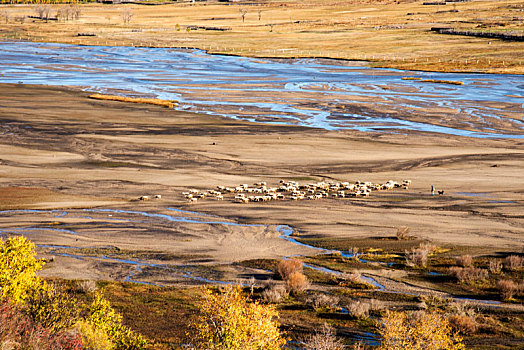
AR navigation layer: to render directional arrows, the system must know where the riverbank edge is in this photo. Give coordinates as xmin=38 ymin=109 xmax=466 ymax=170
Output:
xmin=3 ymin=38 xmax=523 ymax=76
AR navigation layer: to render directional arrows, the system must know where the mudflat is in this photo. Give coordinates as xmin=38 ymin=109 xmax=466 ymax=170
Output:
xmin=0 ymin=82 xmax=522 ymax=285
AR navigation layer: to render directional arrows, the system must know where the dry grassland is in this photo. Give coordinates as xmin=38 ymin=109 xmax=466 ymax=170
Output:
xmin=0 ymin=0 xmax=523 ymax=73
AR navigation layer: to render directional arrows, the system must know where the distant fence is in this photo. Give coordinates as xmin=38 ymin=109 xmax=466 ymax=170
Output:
xmin=424 ymin=0 xmax=470 ymax=3
xmin=431 ymin=28 xmax=524 ymax=42
xmin=0 ymin=0 xmax=91 ymax=3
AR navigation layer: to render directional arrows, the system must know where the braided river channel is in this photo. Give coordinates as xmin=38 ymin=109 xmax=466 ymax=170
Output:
xmin=1 ymin=41 xmax=523 ymax=138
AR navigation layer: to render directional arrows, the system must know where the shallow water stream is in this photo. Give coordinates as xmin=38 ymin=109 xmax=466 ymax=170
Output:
xmin=0 ymin=207 xmax=500 ymax=306
xmin=1 ymin=41 xmax=523 ymax=138
xmin=2 ymin=206 xmax=508 ymax=346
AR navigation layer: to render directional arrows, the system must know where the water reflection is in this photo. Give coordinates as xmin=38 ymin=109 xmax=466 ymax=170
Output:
xmin=1 ymin=41 xmax=523 ymax=138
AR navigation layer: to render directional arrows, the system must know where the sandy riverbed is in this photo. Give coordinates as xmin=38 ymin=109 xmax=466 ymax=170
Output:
xmin=0 ymin=83 xmax=523 ymax=284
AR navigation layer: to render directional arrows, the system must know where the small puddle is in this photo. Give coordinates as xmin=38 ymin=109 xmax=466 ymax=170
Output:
xmin=457 ymin=192 xmax=491 ymax=197
xmin=426 ymin=271 xmax=443 ymax=276
xmin=456 ymin=193 xmax=517 ymax=205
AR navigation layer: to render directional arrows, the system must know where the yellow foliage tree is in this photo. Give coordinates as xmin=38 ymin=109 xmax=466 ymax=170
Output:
xmin=25 ymin=280 xmax=79 ymax=331
xmin=74 ymin=320 xmax=114 ymax=350
xmin=192 ymin=285 xmax=286 ymax=350
xmin=0 ymin=236 xmax=44 ymax=304
xmin=86 ymin=291 xmax=147 ymax=350
xmin=0 ymin=236 xmax=147 ymax=349
xmin=379 ymin=310 xmax=466 ymax=350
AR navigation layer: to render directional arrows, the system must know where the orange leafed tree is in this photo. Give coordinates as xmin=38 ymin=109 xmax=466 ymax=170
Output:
xmin=192 ymin=285 xmax=286 ymax=350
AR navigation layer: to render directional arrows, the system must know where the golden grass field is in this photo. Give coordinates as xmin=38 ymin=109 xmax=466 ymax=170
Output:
xmin=1 ymin=0 xmax=523 ymax=74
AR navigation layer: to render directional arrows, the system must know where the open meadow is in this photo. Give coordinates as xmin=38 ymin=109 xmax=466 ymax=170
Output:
xmin=0 ymin=0 xmax=523 ymax=73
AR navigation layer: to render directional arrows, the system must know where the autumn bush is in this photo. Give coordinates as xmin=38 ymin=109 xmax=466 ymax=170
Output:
xmin=74 ymin=320 xmax=114 ymax=350
xmin=303 ymin=323 xmax=345 ymax=350
xmin=405 ymin=244 xmax=434 ymax=268
xmin=346 ymin=247 xmax=360 ymax=258
xmin=447 ymin=315 xmax=477 ymax=335
xmin=496 ymin=279 xmax=517 ymax=300
xmin=396 ymin=226 xmax=410 ymax=240
xmin=0 ymin=236 xmax=147 ymax=350
xmin=277 ymin=258 xmax=303 ymax=280
xmin=77 ymin=280 xmax=97 ymax=294
xmin=191 ymin=285 xmax=286 ymax=350
xmin=86 ymin=291 xmax=147 ymax=349
xmin=275 ymin=259 xmax=309 ymax=294
xmin=261 ymin=281 xmax=288 ymax=303
xmin=447 ymin=266 xmax=488 ymax=283
xmin=345 ymin=300 xmax=371 ymax=319
xmin=448 ymin=301 xmax=476 ymax=319
xmin=378 ymin=310 xmax=465 ymax=350
xmin=0 ymin=236 xmax=44 ymax=304
xmin=455 ymin=255 xmax=472 ymax=267
xmin=504 ymin=255 xmax=523 ymax=270
xmin=488 ymin=259 xmax=502 ymax=274
xmin=307 ymin=293 xmax=340 ymax=310
xmin=0 ymin=300 xmax=83 ymax=350
xmin=286 ymin=271 xmax=310 ymax=294
xmin=418 ymin=295 xmax=451 ymax=311
xmin=418 ymin=298 xmax=477 ymax=335
xmin=25 ymin=281 xmax=79 ymax=332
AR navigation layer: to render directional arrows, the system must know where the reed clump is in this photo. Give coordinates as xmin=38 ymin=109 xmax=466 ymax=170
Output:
xmin=402 ymin=77 xmax=464 ymax=85
xmin=89 ymin=93 xmax=177 ymax=108
xmin=419 ymin=79 xmax=464 ymax=85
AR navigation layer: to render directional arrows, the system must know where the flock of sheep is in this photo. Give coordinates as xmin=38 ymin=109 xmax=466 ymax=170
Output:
xmin=182 ymin=179 xmax=411 ymax=204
